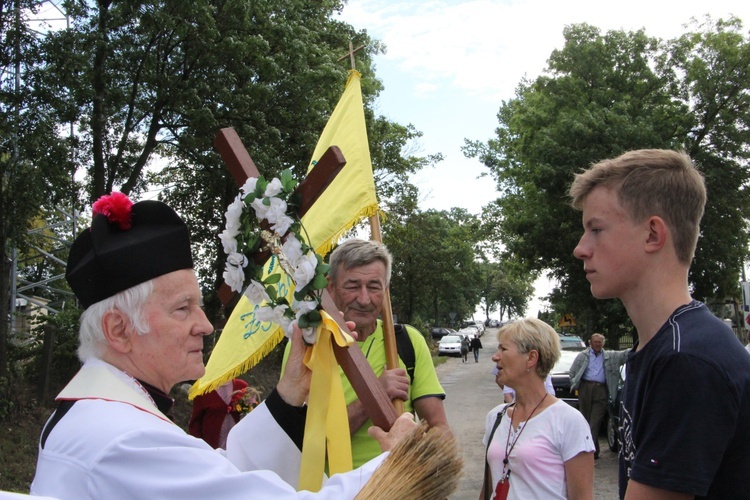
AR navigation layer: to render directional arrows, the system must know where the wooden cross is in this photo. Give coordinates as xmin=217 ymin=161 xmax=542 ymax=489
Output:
xmin=337 ymin=41 xmax=366 ymax=71
xmin=215 ymin=127 xmax=399 ymax=431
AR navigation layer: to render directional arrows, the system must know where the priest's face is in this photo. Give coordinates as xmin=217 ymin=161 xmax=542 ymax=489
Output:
xmin=327 ymin=260 xmax=387 ymax=338
xmin=129 ymin=269 xmax=213 ymax=392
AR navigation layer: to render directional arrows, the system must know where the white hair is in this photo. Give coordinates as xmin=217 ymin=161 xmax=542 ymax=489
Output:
xmin=77 ymin=280 xmax=153 ymax=362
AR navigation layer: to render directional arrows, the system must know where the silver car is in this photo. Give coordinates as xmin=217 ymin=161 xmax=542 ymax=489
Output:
xmin=437 ymin=335 xmax=463 ymax=357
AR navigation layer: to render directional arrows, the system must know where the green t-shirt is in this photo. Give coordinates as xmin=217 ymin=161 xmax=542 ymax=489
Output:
xmin=281 ymin=320 xmax=445 ymax=468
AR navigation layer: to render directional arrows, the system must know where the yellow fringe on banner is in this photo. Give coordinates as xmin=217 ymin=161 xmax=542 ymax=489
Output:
xmin=298 ymin=311 xmax=355 ymax=491
xmin=314 ymin=204 xmax=380 ymax=257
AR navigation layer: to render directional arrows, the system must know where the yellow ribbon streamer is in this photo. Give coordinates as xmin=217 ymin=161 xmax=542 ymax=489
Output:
xmin=298 ymin=311 xmax=355 ymax=491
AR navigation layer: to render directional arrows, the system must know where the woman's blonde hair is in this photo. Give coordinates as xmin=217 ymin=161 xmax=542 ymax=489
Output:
xmin=497 ymin=318 xmax=561 ymax=377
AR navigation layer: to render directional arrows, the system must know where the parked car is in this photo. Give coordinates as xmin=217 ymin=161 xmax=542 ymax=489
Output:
xmin=462 ymin=321 xmax=485 ymax=336
xmin=488 ymin=319 xmax=501 ymax=328
xmin=430 ymin=326 xmax=456 ymax=339
xmin=457 ymin=328 xmax=478 ymax=342
xmin=472 ymin=321 xmax=486 ymax=336
xmin=459 ymin=321 xmax=484 ymax=337
xmin=460 ymin=324 xmax=479 ymax=334
xmin=559 ymin=334 xmax=586 ymax=351
xmin=549 ymin=349 xmax=581 ymax=408
xmin=437 ymin=335 xmax=463 ymax=357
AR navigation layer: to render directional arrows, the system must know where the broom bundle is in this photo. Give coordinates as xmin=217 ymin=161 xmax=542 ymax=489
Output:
xmin=355 ymin=421 xmax=463 ymax=500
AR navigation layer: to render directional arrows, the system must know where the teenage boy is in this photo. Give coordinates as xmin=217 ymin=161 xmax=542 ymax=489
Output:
xmin=570 ymin=149 xmax=750 ymax=500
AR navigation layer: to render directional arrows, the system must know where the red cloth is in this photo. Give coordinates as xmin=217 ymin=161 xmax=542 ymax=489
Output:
xmin=188 ymin=379 xmax=248 ymax=449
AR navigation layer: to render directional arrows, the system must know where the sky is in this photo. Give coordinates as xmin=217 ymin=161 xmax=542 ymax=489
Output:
xmin=337 ymin=0 xmax=750 ymax=317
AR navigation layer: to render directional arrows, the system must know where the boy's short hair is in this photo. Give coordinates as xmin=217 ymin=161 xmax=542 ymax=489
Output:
xmin=569 ymin=149 xmax=706 ymax=265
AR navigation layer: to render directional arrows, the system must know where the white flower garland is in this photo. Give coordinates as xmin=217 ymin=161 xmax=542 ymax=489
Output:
xmin=219 ymin=170 xmax=329 ymax=343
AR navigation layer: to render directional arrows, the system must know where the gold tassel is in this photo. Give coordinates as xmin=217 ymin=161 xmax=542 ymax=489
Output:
xmin=355 ymin=421 xmax=463 ymax=500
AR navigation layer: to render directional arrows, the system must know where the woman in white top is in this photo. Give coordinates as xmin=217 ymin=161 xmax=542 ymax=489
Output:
xmin=481 ymin=318 xmax=594 ymax=500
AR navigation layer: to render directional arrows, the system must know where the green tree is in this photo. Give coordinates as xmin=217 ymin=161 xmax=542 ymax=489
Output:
xmin=384 ymin=200 xmax=481 ymax=327
xmin=465 ymin=17 xmax=750 ymax=338
xmin=478 ymin=260 xmax=535 ymax=322
xmin=30 ymin=0 xmax=435 ymax=323
xmin=1 ymin=0 xmax=74 ymax=379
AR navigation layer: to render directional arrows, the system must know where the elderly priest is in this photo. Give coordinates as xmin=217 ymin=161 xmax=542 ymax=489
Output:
xmin=31 ymin=193 xmax=414 ymax=499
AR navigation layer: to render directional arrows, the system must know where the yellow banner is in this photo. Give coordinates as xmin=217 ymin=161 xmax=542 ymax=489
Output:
xmin=298 ymin=311 xmax=354 ymax=491
xmin=302 ymin=70 xmax=379 ymax=256
xmin=190 ymin=69 xmax=379 ymax=398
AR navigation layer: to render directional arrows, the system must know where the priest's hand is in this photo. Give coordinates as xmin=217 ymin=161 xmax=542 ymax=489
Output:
xmin=277 ymin=320 xmax=357 ymax=407
xmin=368 ymin=412 xmax=417 ymax=452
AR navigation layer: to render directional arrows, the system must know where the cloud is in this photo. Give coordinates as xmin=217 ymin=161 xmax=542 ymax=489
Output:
xmin=341 ymin=0 xmax=750 ymax=102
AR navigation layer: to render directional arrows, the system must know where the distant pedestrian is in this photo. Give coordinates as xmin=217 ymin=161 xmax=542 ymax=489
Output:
xmin=568 ymin=333 xmax=627 ymax=459
xmin=470 ymin=335 xmax=482 ymax=363
xmin=461 ymin=336 xmax=470 ymax=363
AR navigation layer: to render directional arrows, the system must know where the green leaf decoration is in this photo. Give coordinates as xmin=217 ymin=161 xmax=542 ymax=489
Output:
xmin=264 ymin=273 xmax=281 ymax=285
xmin=298 ymin=314 xmax=311 ymax=329
xmin=294 ymin=286 xmax=310 ymax=302
xmin=256 ymin=177 xmax=268 ymax=196
xmin=306 ymin=309 xmax=321 ymax=323
xmin=280 ymin=169 xmax=297 ymax=192
xmin=311 ymin=273 xmax=328 ymax=290
xmin=287 ymin=191 xmax=302 ymax=210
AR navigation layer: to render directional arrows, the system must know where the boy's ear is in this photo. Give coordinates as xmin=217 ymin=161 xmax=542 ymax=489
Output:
xmin=102 ymin=309 xmax=134 ymax=354
xmin=645 ymin=216 xmax=668 ymax=253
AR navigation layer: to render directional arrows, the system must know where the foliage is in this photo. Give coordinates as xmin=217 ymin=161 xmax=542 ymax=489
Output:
xmin=1 ymin=1 xmax=77 ymax=377
xmin=20 ymin=0 xmax=436 ymax=329
xmin=465 ymin=17 xmax=750 ymax=336
xmin=477 ymin=260 xmax=535 ymax=322
xmin=384 ymin=196 xmax=482 ymax=327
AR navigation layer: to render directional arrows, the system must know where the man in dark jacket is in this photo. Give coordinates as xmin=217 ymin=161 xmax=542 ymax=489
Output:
xmin=469 ymin=335 xmax=482 ymax=363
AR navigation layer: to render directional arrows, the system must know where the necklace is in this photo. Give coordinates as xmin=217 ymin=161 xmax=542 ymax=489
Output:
xmin=500 ymin=393 xmax=548 ymax=482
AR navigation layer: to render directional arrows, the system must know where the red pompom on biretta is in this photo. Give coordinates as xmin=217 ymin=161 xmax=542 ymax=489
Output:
xmin=92 ymin=192 xmax=134 ymax=230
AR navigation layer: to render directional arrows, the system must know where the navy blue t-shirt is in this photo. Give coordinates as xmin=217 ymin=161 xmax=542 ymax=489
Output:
xmin=619 ymin=301 xmax=750 ymax=499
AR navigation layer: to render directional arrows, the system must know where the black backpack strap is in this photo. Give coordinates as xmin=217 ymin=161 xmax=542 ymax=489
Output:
xmin=484 ymin=404 xmax=513 ymax=500
xmin=394 ymin=323 xmax=416 ymax=384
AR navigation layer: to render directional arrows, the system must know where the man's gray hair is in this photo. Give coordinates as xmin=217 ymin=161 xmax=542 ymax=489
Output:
xmin=328 ymin=239 xmax=393 ymax=286
xmin=77 ymin=280 xmax=153 ymax=362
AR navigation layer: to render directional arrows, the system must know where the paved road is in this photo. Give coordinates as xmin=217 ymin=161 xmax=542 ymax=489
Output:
xmin=436 ymin=329 xmax=619 ymax=500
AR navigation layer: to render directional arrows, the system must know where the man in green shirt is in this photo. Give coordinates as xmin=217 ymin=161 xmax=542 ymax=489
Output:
xmin=283 ymin=239 xmax=449 ymax=468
